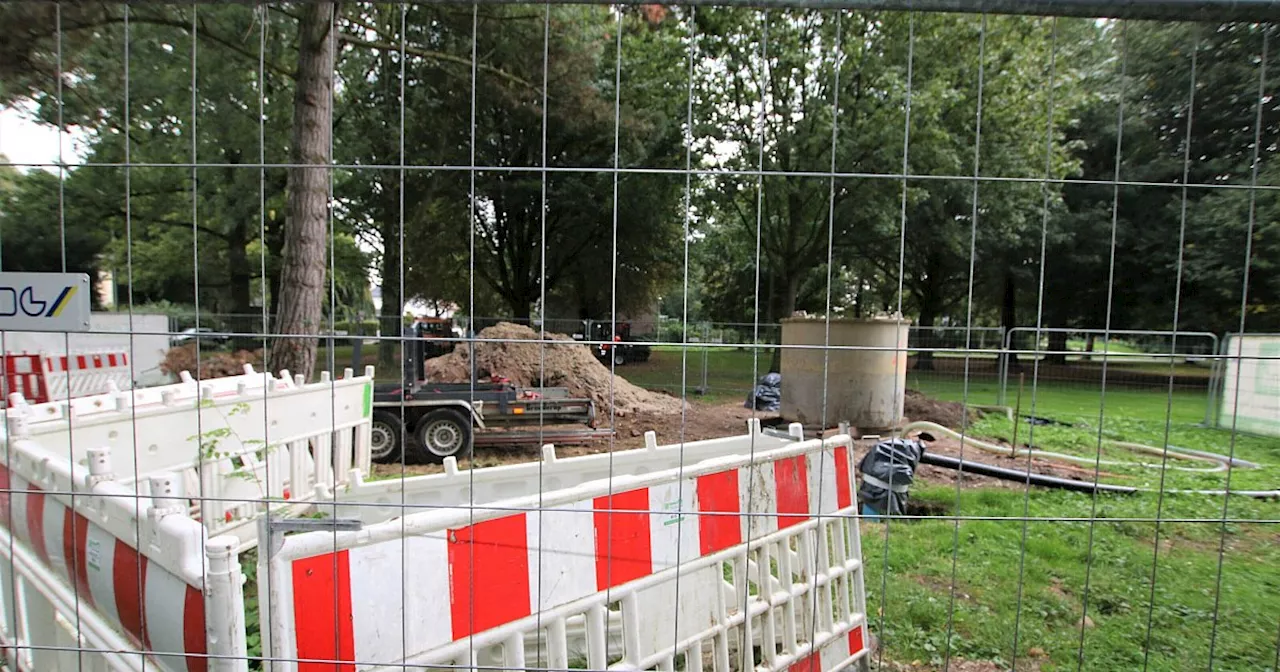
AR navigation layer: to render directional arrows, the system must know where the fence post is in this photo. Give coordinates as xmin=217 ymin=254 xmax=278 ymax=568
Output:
xmin=701 ymin=323 xmax=710 ymax=395
xmin=205 ymin=536 xmax=250 ymax=672
xmin=1205 ymin=334 xmax=1230 ymax=429
xmin=997 ymin=327 xmax=1012 ymax=407
xmin=1202 ymin=332 xmax=1222 ymax=427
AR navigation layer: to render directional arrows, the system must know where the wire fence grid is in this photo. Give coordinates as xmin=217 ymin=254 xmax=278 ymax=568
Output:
xmin=1 ymin=1 xmax=1280 ymax=671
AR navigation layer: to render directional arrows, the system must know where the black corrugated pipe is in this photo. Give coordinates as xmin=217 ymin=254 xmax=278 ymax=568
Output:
xmin=919 ymin=452 xmax=1140 ymax=495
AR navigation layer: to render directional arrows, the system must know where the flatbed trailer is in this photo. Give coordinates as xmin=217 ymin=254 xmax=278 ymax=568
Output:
xmin=369 ymin=381 xmax=606 ymax=463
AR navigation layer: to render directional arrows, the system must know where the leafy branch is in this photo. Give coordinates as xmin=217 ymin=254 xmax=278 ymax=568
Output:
xmin=188 ymin=400 xmax=282 ymax=505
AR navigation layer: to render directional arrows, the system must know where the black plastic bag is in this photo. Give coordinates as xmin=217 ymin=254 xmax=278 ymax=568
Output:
xmin=857 ymin=434 xmax=932 ymax=516
xmin=744 ymin=372 xmax=782 ymax=411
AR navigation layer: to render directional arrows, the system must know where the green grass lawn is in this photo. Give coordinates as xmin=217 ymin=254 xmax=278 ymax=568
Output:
xmin=314 ymin=340 xmax=1278 ymax=670
xmin=628 ymin=347 xmax=1280 ymax=671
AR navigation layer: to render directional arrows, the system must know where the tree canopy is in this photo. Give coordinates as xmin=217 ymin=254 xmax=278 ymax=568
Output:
xmin=1 ymin=4 xmax=1276 ymax=378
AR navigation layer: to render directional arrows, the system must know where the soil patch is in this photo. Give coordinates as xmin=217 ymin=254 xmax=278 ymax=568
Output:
xmin=371 ymin=389 xmax=1104 ymax=494
xmin=425 ymin=322 xmax=684 ymax=417
xmin=370 ymin=400 xmax=778 ymax=478
xmin=904 ymin=389 xmax=977 ymax=430
xmin=875 ymin=657 xmax=1042 ymax=672
xmin=162 ymin=344 xmax=264 ymax=379
xmin=852 ymin=432 xmax=1130 ymax=492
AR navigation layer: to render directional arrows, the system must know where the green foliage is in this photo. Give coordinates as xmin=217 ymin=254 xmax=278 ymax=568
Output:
xmin=4 ymin=5 xmax=1273 ymax=336
xmin=189 ymin=400 xmax=280 ymax=496
xmin=0 ymin=168 xmax=111 ymax=289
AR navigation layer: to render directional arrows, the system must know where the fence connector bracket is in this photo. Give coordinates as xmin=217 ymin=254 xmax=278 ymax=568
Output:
xmin=261 ymin=515 xmax=364 ymax=558
xmin=266 ymin=517 xmax=363 ymax=534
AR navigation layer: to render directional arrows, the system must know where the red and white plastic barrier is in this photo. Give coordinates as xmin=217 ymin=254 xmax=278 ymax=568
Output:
xmin=262 ymin=427 xmax=869 ymax=672
xmin=0 ymin=425 xmax=246 ymax=672
xmin=0 ymin=467 xmax=206 ymax=671
xmin=318 ymin=418 xmax=798 ymax=523
xmin=2 ymin=354 xmax=47 ymax=404
xmin=1 ymin=350 xmax=134 ymax=405
xmin=6 ymin=365 xmax=375 ymax=548
xmin=1 ymin=361 xmax=870 ymax=672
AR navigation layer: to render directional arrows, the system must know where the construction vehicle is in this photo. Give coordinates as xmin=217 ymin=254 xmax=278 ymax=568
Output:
xmin=412 ymin=316 xmax=458 ymax=359
xmin=370 ymin=330 xmax=606 ymax=463
xmin=369 ymin=380 xmax=605 ymax=463
xmin=572 ymin=319 xmax=652 ymax=365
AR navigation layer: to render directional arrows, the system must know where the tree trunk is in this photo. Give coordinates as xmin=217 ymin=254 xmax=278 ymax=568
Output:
xmin=226 ymin=224 xmax=253 ymax=317
xmin=768 ymin=273 xmax=801 ymax=374
xmin=1001 ymin=271 xmax=1021 ymax=373
xmin=509 ymin=294 xmax=532 ymax=322
xmin=1046 ymin=330 xmax=1069 ymax=365
xmin=1083 ymin=333 xmax=1096 ymax=362
xmin=377 ymin=216 xmax=402 ymax=370
xmin=916 ymin=308 xmax=937 ymax=371
xmin=268 ymin=2 xmax=333 ymax=383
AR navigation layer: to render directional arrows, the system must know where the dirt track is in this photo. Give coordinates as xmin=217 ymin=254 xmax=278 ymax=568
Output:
xmin=369 ymin=392 xmax=1099 ymax=493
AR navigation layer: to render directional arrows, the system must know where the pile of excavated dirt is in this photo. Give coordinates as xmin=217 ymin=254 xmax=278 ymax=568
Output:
xmin=425 ymin=322 xmax=685 ymax=417
xmin=162 ymin=344 xmax=264 ymax=379
xmin=904 ymin=389 xmax=978 ymax=429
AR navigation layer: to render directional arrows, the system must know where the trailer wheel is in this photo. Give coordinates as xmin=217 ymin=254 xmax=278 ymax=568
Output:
xmin=414 ymin=409 xmax=473 ymax=462
xmin=370 ymin=411 xmax=406 ymax=464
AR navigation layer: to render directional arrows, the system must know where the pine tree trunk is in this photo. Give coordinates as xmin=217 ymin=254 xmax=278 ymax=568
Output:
xmin=1001 ymin=271 xmax=1021 ymax=373
xmin=268 ymin=2 xmax=334 ymax=383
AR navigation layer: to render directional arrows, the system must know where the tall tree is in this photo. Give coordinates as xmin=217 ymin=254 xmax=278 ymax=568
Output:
xmin=269 ymin=2 xmax=334 ymax=381
xmin=1057 ymin=22 xmax=1280 ymax=335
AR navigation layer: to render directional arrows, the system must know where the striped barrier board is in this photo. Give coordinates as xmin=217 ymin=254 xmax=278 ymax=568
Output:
xmin=2 ymin=354 xmax=48 ymax=404
xmin=43 ymin=350 xmax=134 ymax=401
xmin=0 ymin=424 xmax=246 ymax=672
xmin=0 ymin=465 xmax=206 ymax=672
xmin=6 ymin=365 xmax=374 ymax=547
xmin=317 ymin=418 xmax=798 ymax=523
xmin=1 ymin=350 xmax=134 ymax=405
xmin=263 ymin=429 xmax=869 ymax=672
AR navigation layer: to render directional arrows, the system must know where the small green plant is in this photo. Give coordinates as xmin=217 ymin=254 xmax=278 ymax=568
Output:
xmin=188 ymin=400 xmax=283 ymax=500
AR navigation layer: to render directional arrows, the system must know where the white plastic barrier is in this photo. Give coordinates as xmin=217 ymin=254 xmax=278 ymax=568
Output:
xmin=263 ymin=428 xmax=869 ymax=672
xmin=6 ymin=365 xmax=375 ymax=548
xmin=42 ymin=350 xmax=137 ymax=402
xmin=0 ymin=430 xmax=246 ymax=672
xmin=1 ymin=350 xmax=135 ymax=405
xmin=320 ymin=418 xmax=797 ymax=522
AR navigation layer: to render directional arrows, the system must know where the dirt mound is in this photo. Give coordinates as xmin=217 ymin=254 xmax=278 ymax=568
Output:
xmin=162 ymin=344 xmax=264 ymax=379
xmin=904 ymin=389 xmax=977 ymax=429
xmin=425 ymin=322 xmax=684 ymax=417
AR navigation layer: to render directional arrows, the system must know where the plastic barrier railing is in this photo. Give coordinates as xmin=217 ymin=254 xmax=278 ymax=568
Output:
xmin=0 ymin=428 xmax=246 ymax=672
xmin=263 ymin=428 xmax=869 ymax=672
xmin=319 ymin=418 xmax=797 ymax=523
xmin=2 ymin=350 xmax=135 ymax=405
xmin=5 ymin=365 xmax=375 ymax=548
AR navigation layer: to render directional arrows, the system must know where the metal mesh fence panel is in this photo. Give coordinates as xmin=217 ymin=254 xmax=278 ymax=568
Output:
xmin=1 ymin=2 xmax=1279 ymax=671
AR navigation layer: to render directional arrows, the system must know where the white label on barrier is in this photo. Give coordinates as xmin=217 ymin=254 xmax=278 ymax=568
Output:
xmin=649 ymin=479 xmax=699 ymax=572
xmin=86 ymin=537 xmax=103 ymax=572
xmin=0 ymin=272 xmax=92 ymax=332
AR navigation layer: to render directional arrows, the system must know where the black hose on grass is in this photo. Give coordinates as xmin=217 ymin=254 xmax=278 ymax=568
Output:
xmin=919 ymin=452 xmax=1140 ymax=495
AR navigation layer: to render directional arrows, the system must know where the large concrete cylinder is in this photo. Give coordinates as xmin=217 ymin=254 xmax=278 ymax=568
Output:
xmin=780 ymin=317 xmax=911 ymax=432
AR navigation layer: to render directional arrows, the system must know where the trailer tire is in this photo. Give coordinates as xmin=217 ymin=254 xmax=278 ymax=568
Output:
xmin=414 ymin=409 xmax=473 ymax=463
xmin=370 ymin=411 xmax=406 ymax=464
